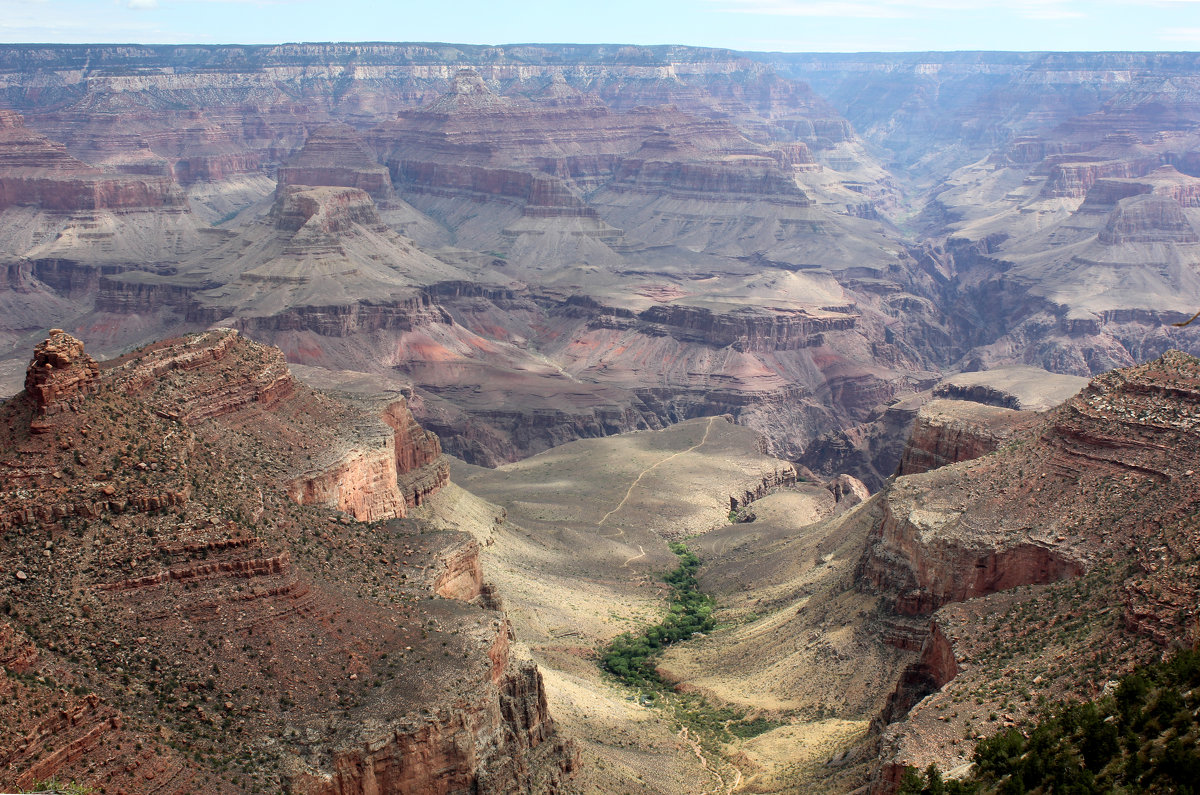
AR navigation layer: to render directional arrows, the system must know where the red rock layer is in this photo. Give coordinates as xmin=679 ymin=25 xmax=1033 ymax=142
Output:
xmin=105 ymin=329 xmax=447 ymax=522
xmin=285 ymin=400 xmax=450 ymax=522
xmin=0 ymin=110 xmax=186 ymax=212
xmin=0 ymin=330 xmax=575 ymax=794
xmin=896 ymin=400 xmax=1036 ymax=476
xmin=373 ymin=70 xmax=816 ymax=215
xmin=22 ymin=329 xmax=99 ymax=417
xmin=864 ymin=351 xmax=1200 ymax=789
xmin=307 ymin=663 xmax=576 ymax=795
xmin=113 ymin=328 xmax=295 ymax=422
xmin=278 ymin=123 xmax=393 ymax=199
xmin=877 ymin=621 xmax=959 ymax=727
xmin=859 ymin=493 xmax=1086 ymax=617
xmin=0 ymin=619 xmax=236 ymax=794
xmin=431 ymin=538 xmax=484 ymax=602
xmin=861 ymin=352 xmax=1200 ymax=620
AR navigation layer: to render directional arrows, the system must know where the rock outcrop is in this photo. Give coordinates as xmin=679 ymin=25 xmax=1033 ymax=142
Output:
xmin=636 ymin=304 xmax=854 ymax=353
xmin=896 ymin=399 xmax=1035 ymax=476
xmin=22 ymin=329 xmax=99 ymax=417
xmin=862 ymin=351 xmax=1200 ymax=790
xmin=728 ymin=463 xmax=800 ymax=512
xmin=858 ymin=479 xmax=1086 ymax=616
xmin=309 ymin=662 xmax=575 ymax=795
xmin=278 ymin=123 xmax=393 ymax=200
xmin=1040 ymin=156 xmax=1162 ymax=199
xmin=273 ymin=184 xmax=385 ymax=235
xmin=0 ymin=330 xmax=575 ymax=794
xmin=1098 ymin=193 xmax=1199 ymax=244
xmin=287 ymin=396 xmax=448 ymax=522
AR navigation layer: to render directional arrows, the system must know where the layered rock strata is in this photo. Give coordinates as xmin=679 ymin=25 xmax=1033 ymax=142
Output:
xmin=23 ymin=329 xmax=99 ymax=416
xmin=0 ymin=46 xmax=939 ymax=480
xmin=0 ymin=110 xmax=186 ymax=212
xmin=287 ymin=396 xmax=448 ymax=522
xmin=861 ymin=351 xmax=1200 ymax=791
xmin=278 ymin=123 xmax=393 ymax=200
xmin=896 ymin=399 xmax=1035 ymax=476
xmin=0 ymin=331 xmax=575 ymax=794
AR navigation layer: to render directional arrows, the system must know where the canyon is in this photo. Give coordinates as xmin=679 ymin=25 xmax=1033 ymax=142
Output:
xmin=0 ymin=42 xmax=1198 ymax=794
xmin=0 ymin=46 xmax=1193 ymax=485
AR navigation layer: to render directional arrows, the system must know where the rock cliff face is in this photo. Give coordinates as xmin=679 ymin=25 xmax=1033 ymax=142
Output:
xmin=1040 ymin=156 xmax=1162 ymax=199
xmin=637 ymin=304 xmax=852 ymax=352
xmin=273 ymin=184 xmax=385 ymax=234
xmin=862 ymin=350 xmax=1200 ymax=790
xmin=278 ymin=123 xmax=393 ymax=200
xmin=1098 ymin=193 xmax=1199 ymax=244
xmin=288 ymin=395 xmax=448 ymax=521
xmin=610 ymin=152 xmax=813 ymax=203
xmin=858 ymin=482 xmax=1086 ymax=616
xmin=896 ymin=399 xmax=1035 ymax=476
xmin=0 ymin=331 xmax=575 ymax=794
xmin=308 ymin=662 xmax=573 ymax=795
xmin=0 ymin=109 xmax=187 ymax=211
xmin=876 ymin=622 xmax=959 ymax=727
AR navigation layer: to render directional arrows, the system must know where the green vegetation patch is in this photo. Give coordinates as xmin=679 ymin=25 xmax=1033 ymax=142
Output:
xmin=900 ymin=648 xmax=1200 ymax=795
xmin=601 ymin=541 xmax=716 ymax=686
xmin=600 ymin=542 xmax=782 ymax=748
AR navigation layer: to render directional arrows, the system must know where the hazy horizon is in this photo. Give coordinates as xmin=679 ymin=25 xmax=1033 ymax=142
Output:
xmin=0 ymin=0 xmax=1196 ymax=53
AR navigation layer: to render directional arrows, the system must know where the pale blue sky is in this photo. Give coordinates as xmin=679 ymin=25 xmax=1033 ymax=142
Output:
xmin=0 ymin=0 xmax=1197 ymax=51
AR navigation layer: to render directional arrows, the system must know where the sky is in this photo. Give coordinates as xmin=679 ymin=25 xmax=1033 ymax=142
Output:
xmin=0 ymin=0 xmax=1198 ymax=52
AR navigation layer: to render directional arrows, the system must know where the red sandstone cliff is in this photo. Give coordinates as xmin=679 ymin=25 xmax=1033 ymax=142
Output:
xmin=278 ymin=123 xmax=393 ymax=200
xmin=0 ymin=109 xmax=187 ymax=212
xmin=305 ymin=662 xmax=574 ymax=795
xmin=287 ymin=396 xmax=449 ymax=522
xmin=22 ymin=329 xmax=99 ymax=417
xmin=896 ymin=399 xmax=1036 ymax=476
xmin=0 ymin=331 xmax=575 ymax=794
xmin=863 ymin=351 xmax=1200 ymax=790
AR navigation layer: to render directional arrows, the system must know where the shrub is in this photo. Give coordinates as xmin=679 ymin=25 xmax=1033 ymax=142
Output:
xmin=600 ymin=542 xmax=715 ymax=686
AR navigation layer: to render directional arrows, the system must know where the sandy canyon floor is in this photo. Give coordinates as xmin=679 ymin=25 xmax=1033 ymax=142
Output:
xmin=414 ymin=416 xmax=904 ymax=794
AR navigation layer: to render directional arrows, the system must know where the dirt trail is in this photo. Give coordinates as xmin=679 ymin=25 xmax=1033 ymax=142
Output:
xmin=598 ymin=417 xmax=717 ymax=528
xmin=621 ymin=544 xmax=646 ymax=568
xmin=678 ymin=726 xmax=733 ymax=794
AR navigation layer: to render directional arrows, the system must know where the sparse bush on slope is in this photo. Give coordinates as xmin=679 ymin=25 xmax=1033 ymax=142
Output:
xmin=899 ymin=648 xmax=1200 ymax=794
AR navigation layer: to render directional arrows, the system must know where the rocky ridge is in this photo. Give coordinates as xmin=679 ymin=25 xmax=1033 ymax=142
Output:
xmin=0 ymin=331 xmax=575 ymax=793
xmin=895 ymin=400 xmax=1035 ymax=477
xmin=855 ymin=350 xmax=1200 ymax=790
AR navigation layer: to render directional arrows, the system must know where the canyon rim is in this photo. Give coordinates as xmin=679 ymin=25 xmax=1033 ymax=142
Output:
xmin=0 ymin=39 xmax=1199 ymax=794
